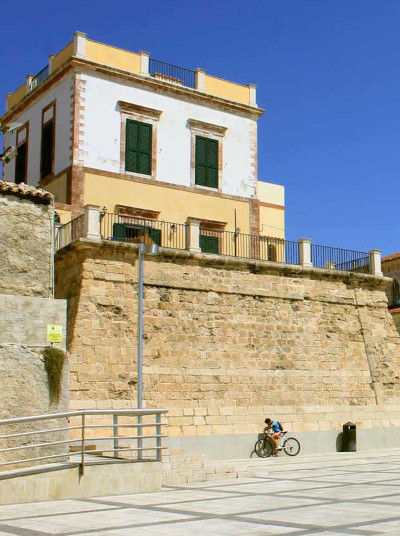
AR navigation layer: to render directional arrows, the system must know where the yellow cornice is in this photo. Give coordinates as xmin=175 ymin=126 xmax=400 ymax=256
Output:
xmin=74 ymin=57 xmax=264 ymax=117
xmin=1 ymin=57 xmax=265 ymax=125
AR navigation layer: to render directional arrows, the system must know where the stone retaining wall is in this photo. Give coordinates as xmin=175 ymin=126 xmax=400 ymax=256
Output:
xmin=56 ymin=240 xmax=400 ymax=465
xmin=0 ymin=192 xmax=53 ymax=297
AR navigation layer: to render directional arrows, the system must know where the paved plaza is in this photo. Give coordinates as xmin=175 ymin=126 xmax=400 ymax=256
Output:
xmin=1 ymin=450 xmax=400 ymax=535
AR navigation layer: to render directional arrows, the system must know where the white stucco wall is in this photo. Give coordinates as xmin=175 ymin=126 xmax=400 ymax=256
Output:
xmin=82 ymin=72 xmax=258 ymax=198
xmin=3 ymin=74 xmax=73 ymax=187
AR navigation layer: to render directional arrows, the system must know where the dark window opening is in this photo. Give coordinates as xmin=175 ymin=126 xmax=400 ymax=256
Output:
xmin=15 ymin=142 xmax=27 ymax=184
xmin=267 ymin=245 xmax=277 ymax=262
xmin=41 ymin=120 xmax=54 ymax=179
xmin=392 ymin=279 xmax=400 ymax=306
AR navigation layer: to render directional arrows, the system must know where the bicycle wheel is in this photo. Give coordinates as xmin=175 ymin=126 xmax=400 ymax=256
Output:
xmin=254 ymin=438 xmax=273 ymax=458
xmin=283 ymin=437 xmax=300 ymax=456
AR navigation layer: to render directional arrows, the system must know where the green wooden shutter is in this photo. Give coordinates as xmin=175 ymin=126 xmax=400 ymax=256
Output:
xmin=205 ymin=138 xmax=218 ymax=188
xmin=195 ymin=136 xmax=218 ymax=188
xmin=148 ymin=228 xmax=161 ymax=246
xmin=200 ymin=234 xmax=219 ymax=254
xmin=125 ymin=119 xmax=152 ymax=175
xmin=113 ymin=223 xmax=127 ymax=240
xmin=195 ymin=136 xmax=207 ymax=186
xmin=114 ymin=223 xmax=161 ymax=245
xmin=125 ymin=120 xmax=138 ymax=172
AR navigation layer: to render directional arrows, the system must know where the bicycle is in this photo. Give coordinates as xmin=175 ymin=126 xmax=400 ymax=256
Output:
xmin=254 ymin=431 xmax=300 ymax=458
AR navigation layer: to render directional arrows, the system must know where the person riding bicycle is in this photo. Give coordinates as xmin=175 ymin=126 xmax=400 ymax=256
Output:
xmin=264 ymin=418 xmax=284 ymax=455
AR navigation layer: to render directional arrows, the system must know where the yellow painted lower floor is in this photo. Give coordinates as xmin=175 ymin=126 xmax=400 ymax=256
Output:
xmin=51 ymin=169 xmax=285 ymax=238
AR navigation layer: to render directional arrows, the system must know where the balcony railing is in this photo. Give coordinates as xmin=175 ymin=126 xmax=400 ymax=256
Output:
xmin=311 ymin=244 xmax=369 ymax=273
xmin=55 ymin=214 xmax=84 ymax=250
xmin=29 ymin=65 xmax=50 ymax=91
xmin=101 ymin=213 xmax=187 ymax=250
xmin=149 ymin=58 xmax=195 ymax=88
xmin=55 ymin=210 xmax=379 ymax=275
xmin=201 ymin=230 xmax=300 ymax=264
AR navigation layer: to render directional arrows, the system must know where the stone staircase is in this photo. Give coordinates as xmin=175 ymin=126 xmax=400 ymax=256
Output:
xmin=161 ymin=448 xmax=276 ymax=485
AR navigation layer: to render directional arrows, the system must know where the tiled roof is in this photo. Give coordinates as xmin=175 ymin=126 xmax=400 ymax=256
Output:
xmin=0 ymin=180 xmax=53 ymax=205
xmin=389 ymin=307 xmax=400 ymax=315
xmin=382 ymin=252 xmax=400 ymax=263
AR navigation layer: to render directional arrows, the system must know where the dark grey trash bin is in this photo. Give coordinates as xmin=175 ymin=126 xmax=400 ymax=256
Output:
xmin=342 ymin=421 xmax=356 ymax=452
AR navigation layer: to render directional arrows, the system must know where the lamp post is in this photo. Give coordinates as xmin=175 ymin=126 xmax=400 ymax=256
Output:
xmin=137 ymin=241 xmax=159 ymax=459
xmin=137 ymin=242 xmax=159 ymax=409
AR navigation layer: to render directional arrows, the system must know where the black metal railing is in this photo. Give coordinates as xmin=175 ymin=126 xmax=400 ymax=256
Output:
xmin=149 ymin=58 xmax=195 ymax=88
xmin=200 ymin=230 xmax=300 ymax=264
xmin=55 ymin=214 xmax=374 ymax=275
xmin=30 ymin=66 xmax=50 ymax=91
xmin=55 ymin=214 xmax=84 ymax=250
xmin=101 ymin=213 xmax=187 ymax=250
xmin=311 ymin=244 xmax=369 ymax=273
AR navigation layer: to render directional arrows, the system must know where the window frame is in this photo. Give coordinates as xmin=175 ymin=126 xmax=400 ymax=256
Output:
xmin=40 ymin=101 xmax=56 ymax=180
xmin=118 ymin=101 xmax=162 ymax=179
xmin=125 ymin=118 xmax=153 ymax=176
xmin=195 ymin=135 xmax=219 ymax=189
xmin=189 ymin=118 xmax=227 ymax=192
xmin=15 ymin=122 xmax=29 ymax=184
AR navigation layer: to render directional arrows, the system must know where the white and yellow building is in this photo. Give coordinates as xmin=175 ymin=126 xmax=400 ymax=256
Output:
xmin=1 ymin=32 xmax=285 ymax=249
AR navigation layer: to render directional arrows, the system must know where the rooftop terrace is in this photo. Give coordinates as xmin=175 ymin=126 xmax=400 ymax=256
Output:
xmin=4 ymin=32 xmax=259 ymax=115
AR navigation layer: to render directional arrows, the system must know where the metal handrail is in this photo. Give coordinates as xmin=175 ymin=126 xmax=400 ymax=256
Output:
xmin=0 ymin=408 xmax=168 ymax=425
xmin=0 ymin=409 xmax=168 ymax=475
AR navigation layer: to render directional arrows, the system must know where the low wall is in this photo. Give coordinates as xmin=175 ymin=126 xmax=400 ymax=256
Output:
xmin=56 ymin=240 xmax=400 ymax=470
xmin=0 ymin=461 xmax=161 ymax=505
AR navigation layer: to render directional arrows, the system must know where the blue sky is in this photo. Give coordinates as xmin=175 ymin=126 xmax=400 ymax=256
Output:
xmin=1 ymin=0 xmax=399 ymax=254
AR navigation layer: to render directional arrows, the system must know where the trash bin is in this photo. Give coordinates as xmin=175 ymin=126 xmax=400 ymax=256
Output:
xmin=342 ymin=421 xmax=356 ymax=452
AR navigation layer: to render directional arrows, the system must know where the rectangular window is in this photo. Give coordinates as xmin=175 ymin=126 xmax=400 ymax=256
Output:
xmin=15 ymin=124 xmax=28 ymax=184
xmin=15 ymin=143 xmax=27 ymax=183
xmin=195 ymin=136 xmax=218 ymax=189
xmin=40 ymin=104 xmax=55 ymax=179
xmin=125 ymin=119 xmax=152 ymax=175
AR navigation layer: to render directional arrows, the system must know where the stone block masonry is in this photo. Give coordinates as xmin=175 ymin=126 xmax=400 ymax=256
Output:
xmin=0 ymin=191 xmax=53 ymax=297
xmin=0 ymin=182 xmax=68 ymax=469
xmin=56 ymin=240 xmax=400 ymax=465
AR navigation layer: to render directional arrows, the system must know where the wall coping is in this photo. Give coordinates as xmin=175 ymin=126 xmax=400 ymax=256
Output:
xmin=0 ymin=180 xmax=53 ymax=206
xmin=56 ymin=238 xmax=391 ymax=291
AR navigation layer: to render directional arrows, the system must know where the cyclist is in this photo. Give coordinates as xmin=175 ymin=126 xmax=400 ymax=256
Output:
xmin=264 ymin=418 xmax=284 ymax=455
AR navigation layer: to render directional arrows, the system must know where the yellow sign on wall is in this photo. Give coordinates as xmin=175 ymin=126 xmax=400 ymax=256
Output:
xmin=47 ymin=324 xmax=63 ymax=343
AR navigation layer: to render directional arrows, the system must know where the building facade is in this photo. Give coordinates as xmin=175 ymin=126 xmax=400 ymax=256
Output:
xmin=1 ymin=32 xmax=285 ymax=247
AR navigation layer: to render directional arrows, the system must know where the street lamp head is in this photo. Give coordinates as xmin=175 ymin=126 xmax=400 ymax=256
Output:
xmin=145 ymin=243 xmax=159 ymax=256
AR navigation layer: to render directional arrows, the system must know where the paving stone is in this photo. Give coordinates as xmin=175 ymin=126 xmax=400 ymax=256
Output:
xmin=1 ymin=450 xmax=400 ymax=535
